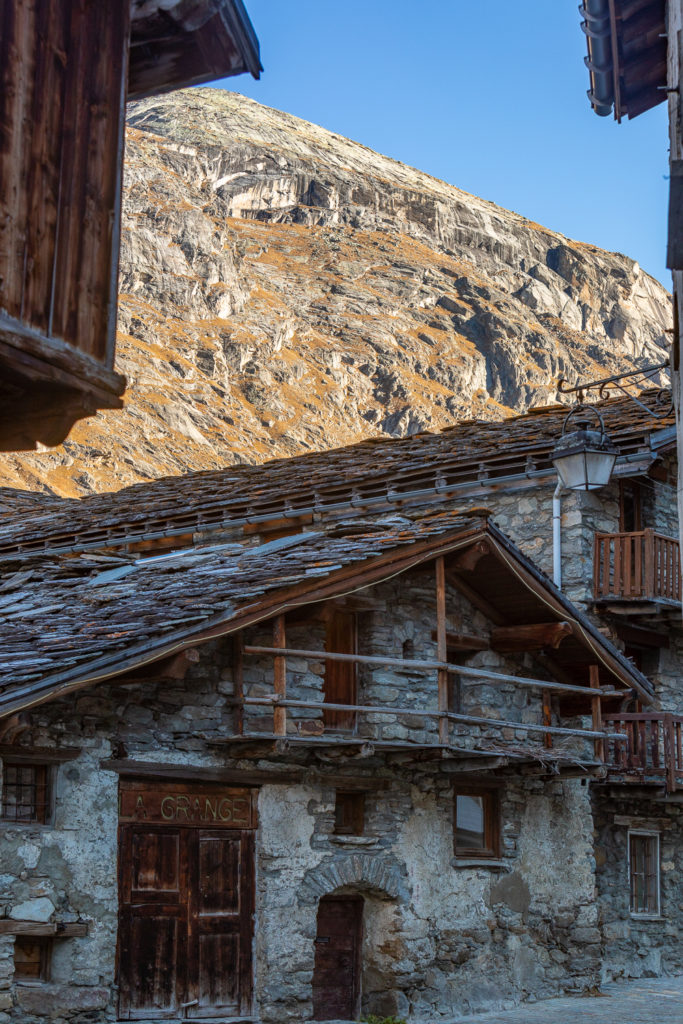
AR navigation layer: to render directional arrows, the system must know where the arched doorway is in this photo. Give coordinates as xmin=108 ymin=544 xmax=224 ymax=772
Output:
xmin=312 ymin=895 xmax=363 ymax=1020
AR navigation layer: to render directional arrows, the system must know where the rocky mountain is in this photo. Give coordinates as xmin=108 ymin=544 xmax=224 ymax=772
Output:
xmin=0 ymin=89 xmax=671 ymax=496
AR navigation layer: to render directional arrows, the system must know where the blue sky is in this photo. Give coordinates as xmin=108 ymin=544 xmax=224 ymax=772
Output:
xmin=217 ymin=0 xmax=670 ymax=287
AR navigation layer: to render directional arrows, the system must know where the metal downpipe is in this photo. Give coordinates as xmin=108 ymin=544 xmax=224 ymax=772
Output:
xmin=579 ymin=0 xmax=614 ymax=116
xmin=553 ymin=481 xmax=563 ymax=589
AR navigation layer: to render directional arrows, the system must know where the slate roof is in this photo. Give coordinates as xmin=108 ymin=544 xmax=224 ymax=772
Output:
xmin=0 ymin=508 xmax=653 ymax=718
xmin=0 ymin=389 xmax=674 ymax=560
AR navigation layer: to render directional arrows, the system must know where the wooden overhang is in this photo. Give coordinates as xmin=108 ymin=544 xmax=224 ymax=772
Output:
xmin=582 ymin=0 xmax=666 ymax=121
xmin=129 ymin=0 xmax=261 ymax=99
xmin=0 ymin=0 xmax=260 ymax=452
xmin=0 ymin=511 xmax=652 ymax=721
xmin=0 ymin=390 xmax=674 ymax=561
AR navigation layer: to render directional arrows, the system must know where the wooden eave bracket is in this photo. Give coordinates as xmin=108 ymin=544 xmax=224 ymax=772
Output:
xmin=491 ymin=621 xmax=574 ymax=653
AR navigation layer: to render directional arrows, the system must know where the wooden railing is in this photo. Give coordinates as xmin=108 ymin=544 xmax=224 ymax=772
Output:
xmin=603 ymin=713 xmax=683 ymax=793
xmin=594 ymin=530 xmax=681 ymax=603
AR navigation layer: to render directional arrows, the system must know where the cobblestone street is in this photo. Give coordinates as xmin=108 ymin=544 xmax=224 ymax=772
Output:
xmin=451 ymin=976 xmax=683 ymax=1023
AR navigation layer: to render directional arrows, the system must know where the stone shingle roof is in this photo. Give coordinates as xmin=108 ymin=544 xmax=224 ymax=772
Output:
xmin=0 ymin=389 xmax=673 ymax=560
xmin=0 ymin=508 xmax=653 ymax=718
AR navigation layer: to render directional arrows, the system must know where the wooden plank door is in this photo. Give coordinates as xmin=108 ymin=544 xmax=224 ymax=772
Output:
xmin=312 ymin=896 xmax=363 ymax=1021
xmin=118 ymin=816 xmax=254 ymax=1020
xmin=186 ymin=830 xmax=255 ymax=1019
xmin=323 ymin=610 xmax=357 ymax=730
xmin=118 ymin=826 xmax=188 ymax=1020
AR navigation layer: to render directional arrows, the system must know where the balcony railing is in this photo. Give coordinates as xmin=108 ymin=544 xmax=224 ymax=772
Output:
xmin=594 ymin=530 xmax=681 ymax=603
xmin=603 ymin=713 xmax=683 ymax=793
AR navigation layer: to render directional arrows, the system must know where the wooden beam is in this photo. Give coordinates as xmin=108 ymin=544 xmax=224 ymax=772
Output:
xmin=542 ymin=690 xmax=553 ymax=750
xmin=590 ymin=664 xmax=604 ymax=762
xmin=491 ymin=621 xmax=573 ymax=653
xmin=273 ymin=615 xmax=287 ymax=737
xmin=243 ymin=646 xmax=609 ymax=696
xmin=240 ymin=697 xmax=623 ymax=741
xmin=0 ymin=744 xmax=80 ymax=763
xmin=436 ymin=556 xmax=449 ymax=745
xmin=100 ymin=758 xmax=389 ymax=790
xmin=613 ymin=622 xmax=670 ymax=649
xmin=430 ymin=630 xmax=488 ymax=652
xmin=0 ymin=921 xmax=88 ymax=937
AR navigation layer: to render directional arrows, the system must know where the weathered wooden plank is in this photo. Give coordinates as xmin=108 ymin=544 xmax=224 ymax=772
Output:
xmin=0 ymin=921 xmax=88 ymax=936
xmin=243 ymin=645 xmax=611 ymax=696
xmin=100 ymin=758 xmax=388 ymax=790
xmin=0 ymin=744 xmax=80 ymax=763
xmin=240 ymin=695 xmax=623 ymax=741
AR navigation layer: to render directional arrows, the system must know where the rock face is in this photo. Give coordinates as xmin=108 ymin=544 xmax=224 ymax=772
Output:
xmin=0 ymin=89 xmax=671 ymax=496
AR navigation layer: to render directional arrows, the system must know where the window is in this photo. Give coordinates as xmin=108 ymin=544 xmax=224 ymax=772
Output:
xmin=334 ymin=792 xmax=365 ymax=836
xmin=629 ymin=831 xmax=660 ymax=916
xmin=1 ymin=763 xmax=50 ymax=824
xmin=13 ymin=937 xmax=51 ymax=982
xmin=454 ymin=788 xmax=500 ymax=859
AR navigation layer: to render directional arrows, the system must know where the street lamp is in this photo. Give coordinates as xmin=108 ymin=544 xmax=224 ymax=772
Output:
xmin=551 ymin=405 xmax=618 ymax=492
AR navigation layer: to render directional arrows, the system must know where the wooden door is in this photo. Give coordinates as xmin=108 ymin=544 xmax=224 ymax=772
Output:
xmin=187 ymin=830 xmax=254 ymax=1018
xmin=323 ymin=610 xmax=357 ymax=730
xmin=312 ymin=896 xmax=363 ymax=1021
xmin=118 ymin=827 xmax=188 ymax=1019
xmin=118 ymin=782 xmax=255 ymax=1021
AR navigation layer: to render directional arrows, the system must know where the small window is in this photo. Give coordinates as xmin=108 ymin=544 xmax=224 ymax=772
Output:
xmin=454 ymin=788 xmax=500 ymax=859
xmin=629 ymin=831 xmax=660 ymax=916
xmin=1 ymin=763 xmax=50 ymax=824
xmin=14 ymin=936 xmax=51 ymax=982
xmin=334 ymin=792 xmax=365 ymax=836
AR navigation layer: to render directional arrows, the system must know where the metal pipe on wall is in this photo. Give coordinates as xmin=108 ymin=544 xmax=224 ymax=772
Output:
xmin=553 ymin=480 xmax=563 ymax=588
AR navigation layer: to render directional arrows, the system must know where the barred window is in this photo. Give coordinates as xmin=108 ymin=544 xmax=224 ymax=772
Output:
xmin=629 ymin=831 xmax=660 ymax=916
xmin=1 ymin=763 xmax=50 ymax=824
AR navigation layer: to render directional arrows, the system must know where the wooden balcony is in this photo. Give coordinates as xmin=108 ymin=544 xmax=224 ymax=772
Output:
xmin=594 ymin=530 xmax=681 ymax=606
xmin=603 ymin=713 xmax=683 ymax=793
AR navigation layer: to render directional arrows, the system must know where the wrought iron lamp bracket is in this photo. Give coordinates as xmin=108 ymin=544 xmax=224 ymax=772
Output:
xmin=556 ymin=361 xmax=673 ymax=420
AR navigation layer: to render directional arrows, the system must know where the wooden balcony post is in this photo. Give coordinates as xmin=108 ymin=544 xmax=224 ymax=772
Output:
xmin=644 ymin=529 xmax=655 ymax=600
xmin=273 ymin=614 xmax=287 ymax=737
xmin=542 ymin=689 xmax=553 ymax=749
xmin=436 ymin=556 xmax=449 ymax=745
xmin=590 ymin=665 xmax=604 ymax=762
xmin=664 ymin=714 xmax=676 ymax=794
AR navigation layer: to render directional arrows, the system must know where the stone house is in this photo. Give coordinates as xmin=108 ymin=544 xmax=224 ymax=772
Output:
xmin=0 ymin=388 xmax=680 ymax=1022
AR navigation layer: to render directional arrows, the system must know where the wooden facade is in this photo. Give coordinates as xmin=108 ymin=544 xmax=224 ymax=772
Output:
xmin=0 ymin=0 xmax=260 ymax=451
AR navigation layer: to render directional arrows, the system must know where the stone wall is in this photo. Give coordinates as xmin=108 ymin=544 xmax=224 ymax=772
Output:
xmin=593 ymin=790 xmax=683 ymax=982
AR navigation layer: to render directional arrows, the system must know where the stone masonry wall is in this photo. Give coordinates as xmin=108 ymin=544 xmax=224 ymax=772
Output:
xmin=592 ymin=790 xmax=683 ymax=982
